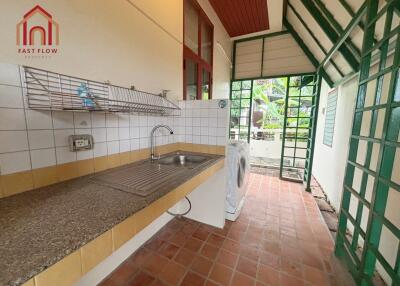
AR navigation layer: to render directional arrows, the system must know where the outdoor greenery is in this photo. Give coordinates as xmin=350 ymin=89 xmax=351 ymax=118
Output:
xmin=230 ymin=77 xmax=314 ymax=131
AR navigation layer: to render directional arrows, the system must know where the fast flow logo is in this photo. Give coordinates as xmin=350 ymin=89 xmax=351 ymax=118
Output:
xmin=16 ymin=5 xmax=59 ymax=57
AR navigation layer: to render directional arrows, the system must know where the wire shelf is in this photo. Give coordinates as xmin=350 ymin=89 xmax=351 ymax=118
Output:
xmin=22 ymin=66 xmax=181 ymax=115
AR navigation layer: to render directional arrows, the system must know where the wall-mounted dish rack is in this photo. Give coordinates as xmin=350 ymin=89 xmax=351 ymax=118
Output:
xmin=22 ymin=66 xmax=180 ymax=115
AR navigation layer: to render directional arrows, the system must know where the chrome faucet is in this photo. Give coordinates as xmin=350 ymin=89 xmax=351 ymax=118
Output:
xmin=150 ymin=125 xmax=174 ymax=161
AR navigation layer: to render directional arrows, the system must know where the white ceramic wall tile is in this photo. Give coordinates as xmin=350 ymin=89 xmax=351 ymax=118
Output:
xmin=107 ymin=141 xmax=119 ymax=155
xmin=0 ymin=85 xmax=23 ymax=108
xmin=139 ymin=126 xmax=148 ymax=138
xmin=119 ymin=140 xmax=130 ymax=152
xmin=118 ymin=114 xmax=130 ymax=127
xmin=93 ymin=142 xmax=107 ymax=157
xmin=0 ymin=131 xmax=28 ymax=153
xmin=201 ymin=136 xmax=208 ymax=144
xmin=0 ymin=108 xmax=26 ymax=130
xmin=54 ymin=129 xmax=74 ymax=147
xmin=139 ymin=138 xmax=149 ymax=149
xmin=130 ymin=138 xmax=140 ymax=151
xmin=106 ymin=114 xmax=118 ymax=128
xmin=18 ymin=115 xmax=40 ymax=140
xmin=91 ymin=113 xmax=106 ymax=128
xmin=74 ymin=112 xmax=92 ymax=128
xmin=209 ymin=136 xmax=217 ymax=145
xmin=139 ymin=115 xmax=148 ymax=127
xmin=0 ymin=151 xmax=31 ymax=175
xmin=28 ymin=130 xmax=55 ymax=150
xmin=77 ymin=149 xmax=94 ymax=161
xmin=106 ymin=128 xmax=119 ymax=141
xmin=30 ymin=148 xmax=56 ymax=169
xmin=129 ymin=114 xmax=139 ymax=127
xmin=56 ymin=147 xmax=76 ymax=164
xmin=119 ymin=127 xmax=130 ymax=140
xmin=193 ymin=135 xmax=201 ymax=144
xmin=0 ymin=63 xmax=21 ymax=87
xmin=92 ymin=128 xmax=106 ymax=143
xmin=52 ymin=111 xmax=74 ymax=129
xmin=130 ymin=127 xmax=140 ymax=139
xmin=75 ymin=128 xmax=91 ymax=135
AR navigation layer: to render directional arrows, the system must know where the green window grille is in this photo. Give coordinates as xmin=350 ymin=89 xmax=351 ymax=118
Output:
xmin=323 ymin=90 xmax=338 ymax=147
xmin=335 ymin=0 xmax=400 ymax=285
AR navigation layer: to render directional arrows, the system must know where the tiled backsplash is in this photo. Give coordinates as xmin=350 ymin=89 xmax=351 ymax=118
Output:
xmin=0 ymin=63 xmax=229 ymax=197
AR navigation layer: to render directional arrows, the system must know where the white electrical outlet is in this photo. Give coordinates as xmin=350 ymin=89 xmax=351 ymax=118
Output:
xmin=68 ymin=135 xmax=93 ymax=151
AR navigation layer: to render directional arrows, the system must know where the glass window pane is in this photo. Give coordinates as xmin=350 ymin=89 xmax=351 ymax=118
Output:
xmin=186 ymin=59 xmax=198 ymax=100
xmin=201 ymin=22 xmax=212 ymax=64
xmin=202 ymin=69 xmax=210 ymax=100
xmin=184 ymin=0 xmax=198 ymax=54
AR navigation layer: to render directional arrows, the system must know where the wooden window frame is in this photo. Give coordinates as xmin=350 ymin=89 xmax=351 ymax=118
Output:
xmin=183 ymin=0 xmax=214 ymax=100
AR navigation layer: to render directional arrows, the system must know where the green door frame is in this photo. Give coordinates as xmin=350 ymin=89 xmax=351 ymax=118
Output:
xmin=229 ymin=72 xmax=321 ymax=189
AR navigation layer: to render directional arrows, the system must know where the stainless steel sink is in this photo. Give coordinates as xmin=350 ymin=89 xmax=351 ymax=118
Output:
xmin=157 ymin=154 xmax=207 ymax=167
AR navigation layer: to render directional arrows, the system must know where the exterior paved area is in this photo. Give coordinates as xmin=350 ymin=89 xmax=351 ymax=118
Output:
xmin=99 ymin=172 xmax=355 ymax=286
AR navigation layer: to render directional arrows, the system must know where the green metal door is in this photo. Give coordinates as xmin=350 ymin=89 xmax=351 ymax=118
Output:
xmin=335 ymin=0 xmax=400 ymax=284
xmin=280 ymin=74 xmax=320 ymax=185
xmin=229 ymin=80 xmax=253 ymax=142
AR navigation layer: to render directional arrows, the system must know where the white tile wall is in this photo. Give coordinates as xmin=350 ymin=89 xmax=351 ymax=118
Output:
xmin=0 ymin=63 xmax=229 ymax=176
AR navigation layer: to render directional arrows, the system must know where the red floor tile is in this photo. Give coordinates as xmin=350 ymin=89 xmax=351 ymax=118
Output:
xmin=209 ymin=263 xmax=233 ymax=286
xmin=180 ymin=271 xmax=205 ymax=286
xmin=98 ymin=172 xmax=344 ymax=286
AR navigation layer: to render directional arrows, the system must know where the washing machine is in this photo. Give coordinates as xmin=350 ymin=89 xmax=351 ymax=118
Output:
xmin=226 ymin=140 xmax=250 ymax=221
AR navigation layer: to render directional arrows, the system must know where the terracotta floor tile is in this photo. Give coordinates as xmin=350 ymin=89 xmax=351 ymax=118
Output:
xmin=127 ymin=271 xmax=155 ymax=286
xmin=143 ymin=253 xmax=169 ymax=275
xmin=205 ymin=280 xmax=219 ymax=286
xmin=192 ymin=227 xmax=210 ymax=241
xmin=99 ymin=172 xmax=347 ymax=286
xmin=184 ymin=237 xmax=204 ymax=253
xmin=209 ymin=263 xmax=233 ymax=286
xmin=159 ymin=261 xmax=186 ymax=285
xmin=145 ymin=237 xmax=166 ymax=251
xmin=170 ymin=231 xmax=188 ymax=247
xmin=237 ymin=256 xmax=258 ymax=278
xmin=160 ymin=242 xmax=180 ymax=259
xmin=108 ymin=261 xmax=138 ymax=284
xmin=128 ymin=248 xmax=151 ymax=266
xmin=231 ymin=271 xmax=256 ymax=286
xmin=280 ymin=273 xmax=305 ymax=286
xmin=201 ymin=243 xmax=220 ymax=260
xmin=191 ymin=255 xmax=213 ymax=276
xmin=206 ymin=233 xmax=225 ymax=247
xmin=174 ymin=248 xmax=196 ymax=266
xmin=281 ymin=257 xmax=303 ymax=278
xmin=257 ymin=264 xmax=280 ymax=286
xmin=180 ymin=271 xmax=206 ymax=286
xmin=216 ymin=249 xmax=238 ymax=268
xmin=259 ymin=251 xmax=281 ymax=270
xmin=303 ymin=265 xmax=330 ymax=286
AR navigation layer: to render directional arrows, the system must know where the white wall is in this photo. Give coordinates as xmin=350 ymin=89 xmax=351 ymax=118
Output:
xmin=0 ymin=0 xmax=231 ymax=101
xmin=313 ymin=78 xmax=357 ymax=210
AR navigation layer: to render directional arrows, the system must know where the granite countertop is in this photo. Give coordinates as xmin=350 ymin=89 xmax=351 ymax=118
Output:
xmin=0 ymin=151 xmax=223 ymax=286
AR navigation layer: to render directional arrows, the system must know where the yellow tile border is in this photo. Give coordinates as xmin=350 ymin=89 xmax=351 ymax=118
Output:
xmin=16 ymin=151 xmax=224 ymax=286
xmin=0 ymin=143 xmax=225 ymax=199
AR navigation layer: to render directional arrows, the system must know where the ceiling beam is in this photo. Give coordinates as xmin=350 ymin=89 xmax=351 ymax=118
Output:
xmin=284 ymin=18 xmax=334 ymax=87
xmin=300 ymin=0 xmax=360 ymax=72
xmin=287 ymin=2 xmax=344 ymax=77
xmin=320 ymin=3 xmax=367 ymax=69
xmin=314 ymin=0 xmax=361 ymax=57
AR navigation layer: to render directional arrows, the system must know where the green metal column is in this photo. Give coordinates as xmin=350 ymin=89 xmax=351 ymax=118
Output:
xmin=335 ymin=0 xmax=400 ymax=284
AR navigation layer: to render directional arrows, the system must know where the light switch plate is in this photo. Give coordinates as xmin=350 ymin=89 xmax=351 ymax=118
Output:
xmin=68 ymin=134 xmax=94 ymax=151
